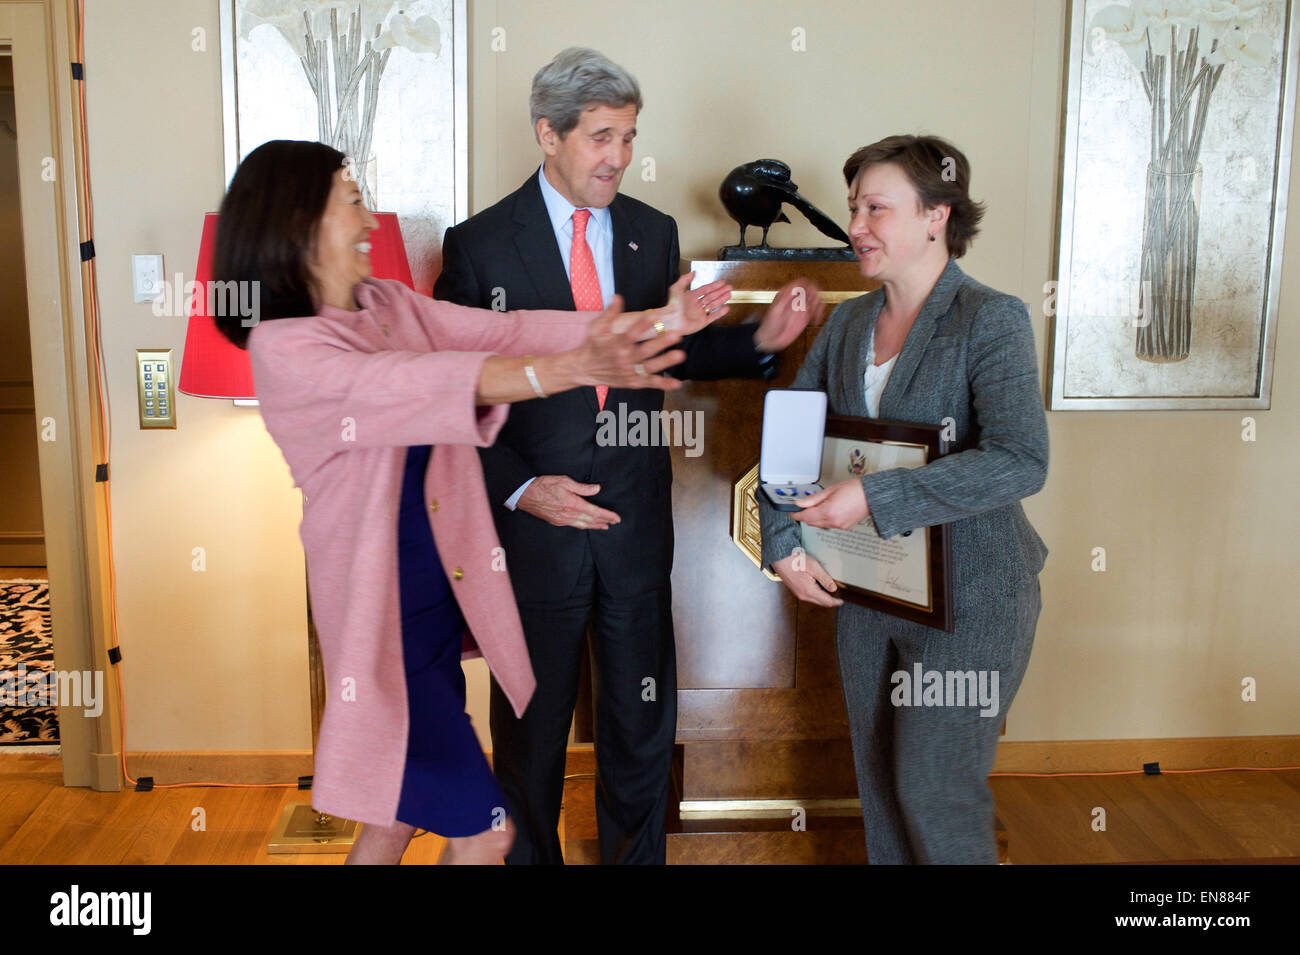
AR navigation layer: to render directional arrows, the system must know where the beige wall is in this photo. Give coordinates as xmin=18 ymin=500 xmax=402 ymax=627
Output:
xmin=75 ymin=0 xmax=1295 ymax=754
xmin=84 ymin=1 xmax=309 ymax=749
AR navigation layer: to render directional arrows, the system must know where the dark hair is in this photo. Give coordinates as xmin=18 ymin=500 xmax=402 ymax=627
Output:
xmin=212 ymin=140 xmax=347 ymax=348
xmin=841 ymin=134 xmax=985 ymax=258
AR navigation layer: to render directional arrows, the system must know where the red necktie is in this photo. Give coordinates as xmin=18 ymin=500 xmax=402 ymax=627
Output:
xmin=569 ymin=209 xmax=607 ymax=409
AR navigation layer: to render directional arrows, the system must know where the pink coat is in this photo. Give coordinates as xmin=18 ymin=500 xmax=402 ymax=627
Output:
xmin=248 ymin=278 xmax=594 ymax=827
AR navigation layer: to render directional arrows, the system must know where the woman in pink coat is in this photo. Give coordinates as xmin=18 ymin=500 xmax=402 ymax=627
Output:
xmin=210 ymin=140 xmax=730 ymax=864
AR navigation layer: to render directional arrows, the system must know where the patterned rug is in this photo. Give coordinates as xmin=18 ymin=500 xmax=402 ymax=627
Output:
xmin=0 ymin=579 xmax=58 ymax=744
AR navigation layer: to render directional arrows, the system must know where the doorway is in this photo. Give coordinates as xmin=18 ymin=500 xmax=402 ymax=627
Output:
xmin=0 ymin=48 xmax=56 ymax=753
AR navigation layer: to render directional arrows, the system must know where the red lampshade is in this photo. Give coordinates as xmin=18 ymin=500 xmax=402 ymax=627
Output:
xmin=178 ymin=211 xmax=414 ymax=399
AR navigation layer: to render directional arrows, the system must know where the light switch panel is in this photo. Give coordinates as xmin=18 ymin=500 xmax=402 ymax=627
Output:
xmin=136 ymin=350 xmax=175 ymax=429
xmin=132 ymin=254 xmax=164 ymax=303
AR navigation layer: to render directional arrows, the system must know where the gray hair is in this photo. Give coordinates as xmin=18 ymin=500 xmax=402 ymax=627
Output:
xmin=529 ymin=47 xmax=642 ymax=142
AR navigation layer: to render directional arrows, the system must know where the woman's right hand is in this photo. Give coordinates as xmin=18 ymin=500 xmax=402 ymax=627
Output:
xmin=771 ymin=551 xmax=844 ymax=607
xmin=475 ymin=297 xmax=691 ymax=404
xmin=568 ymin=295 xmax=690 ymax=391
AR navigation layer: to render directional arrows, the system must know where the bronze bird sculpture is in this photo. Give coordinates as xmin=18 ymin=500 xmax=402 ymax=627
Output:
xmin=719 ymin=159 xmax=851 ymax=248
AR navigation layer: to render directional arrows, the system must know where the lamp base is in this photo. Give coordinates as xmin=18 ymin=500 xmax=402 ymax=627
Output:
xmin=266 ymin=802 xmax=358 ymax=854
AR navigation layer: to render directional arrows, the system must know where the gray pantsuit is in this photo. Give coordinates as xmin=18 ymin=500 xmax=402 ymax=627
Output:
xmin=759 ymin=257 xmax=1049 ymax=864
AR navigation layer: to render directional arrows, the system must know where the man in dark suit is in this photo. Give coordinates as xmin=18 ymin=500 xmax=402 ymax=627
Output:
xmin=433 ymin=47 xmax=816 ymax=864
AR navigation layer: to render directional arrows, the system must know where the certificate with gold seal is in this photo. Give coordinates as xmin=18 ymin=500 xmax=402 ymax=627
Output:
xmin=799 ymin=414 xmax=954 ymax=631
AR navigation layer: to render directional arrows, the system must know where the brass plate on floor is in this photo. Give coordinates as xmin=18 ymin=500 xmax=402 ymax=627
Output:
xmin=266 ymin=802 xmax=358 ymax=854
xmin=679 ymin=797 xmax=862 ymax=819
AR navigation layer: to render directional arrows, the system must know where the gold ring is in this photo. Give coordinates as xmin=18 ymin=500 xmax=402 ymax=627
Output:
xmin=653 ymin=320 xmax=666 ymax=335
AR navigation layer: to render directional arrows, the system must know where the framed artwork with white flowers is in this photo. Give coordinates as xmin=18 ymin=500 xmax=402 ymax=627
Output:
xmin=1049 ymin=0 xmax=1297 ymax=409
xmin=218 ymin=0 xmax=466 ymax=294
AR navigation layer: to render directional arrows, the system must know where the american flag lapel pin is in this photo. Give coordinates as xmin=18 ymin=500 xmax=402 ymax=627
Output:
xmin=628 ymin=241 xmax=638 ymax=251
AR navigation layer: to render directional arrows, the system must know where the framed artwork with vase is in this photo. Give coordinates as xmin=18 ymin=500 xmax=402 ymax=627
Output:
xmin=1049 ymin=0 xmax=1296 ymax=410
xmin=218 ymin=0 xmax=466 ymax=295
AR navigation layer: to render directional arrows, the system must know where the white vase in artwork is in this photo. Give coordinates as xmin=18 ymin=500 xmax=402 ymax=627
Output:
xmin=240 ymin=1 xmax=441 ymax=209
xmin=1136 ymin=161 xmax=1202 ymax=362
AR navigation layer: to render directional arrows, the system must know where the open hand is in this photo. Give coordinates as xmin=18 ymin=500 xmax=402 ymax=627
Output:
xmin=653 ymin=272 xmax=733 ymax=336
xmin=576 ymin=295 xmax=689 ymax=390
xmin=753 ymin=278 xmax=826 ymax=352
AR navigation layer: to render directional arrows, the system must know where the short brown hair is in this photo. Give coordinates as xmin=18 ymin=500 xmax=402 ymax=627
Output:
xmin=842 ymin=134 xmax=985 ymax=258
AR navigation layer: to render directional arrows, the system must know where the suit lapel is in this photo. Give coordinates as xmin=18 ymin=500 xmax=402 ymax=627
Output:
xmin=512 ymin=174 xmax=578 ymax=312
xmin=611 ymin=196 xmax=645 ymax=304
xmin=878 ymin=257 xmax=965 ymax=419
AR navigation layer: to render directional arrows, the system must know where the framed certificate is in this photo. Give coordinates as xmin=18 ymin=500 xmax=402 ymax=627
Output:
xmin=799 ymin=414 xmax=954 ymax=632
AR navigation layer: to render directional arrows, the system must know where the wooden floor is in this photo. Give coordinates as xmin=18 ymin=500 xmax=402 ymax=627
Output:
xmin=4 ymin=568 xmax=1297 ymax=863
xmin=1 ymin=748 xmax=1297 ymax=864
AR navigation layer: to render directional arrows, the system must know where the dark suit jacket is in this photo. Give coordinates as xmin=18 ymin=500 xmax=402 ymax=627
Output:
xmin=433 ymin=172 xmax=768 ymax=602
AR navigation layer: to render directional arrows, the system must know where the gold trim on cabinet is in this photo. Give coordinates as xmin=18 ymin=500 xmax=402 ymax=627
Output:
xmin=727 ymin=290 xmax=860 ymax=305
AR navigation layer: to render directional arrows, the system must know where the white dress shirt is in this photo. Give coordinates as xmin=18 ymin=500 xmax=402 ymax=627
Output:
xmin=505 ymin=165 xmax=618 ymax=510
xmin=863 ymin=327 xmax=898 ymax=419
xmin=536 ymin=163 xmax=616 ymax=307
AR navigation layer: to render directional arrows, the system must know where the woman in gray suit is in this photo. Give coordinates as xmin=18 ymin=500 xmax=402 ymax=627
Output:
xmin=758 ymin=134 xmax=1049 ymax=864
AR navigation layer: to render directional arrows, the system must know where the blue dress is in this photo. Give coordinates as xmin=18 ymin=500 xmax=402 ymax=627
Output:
xmin=394 ymin=444 xmax=506 ymax=836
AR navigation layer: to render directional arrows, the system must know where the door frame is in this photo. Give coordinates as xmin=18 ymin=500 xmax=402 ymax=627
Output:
xmin=1 ymin=0 xmax=120 ymax=790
